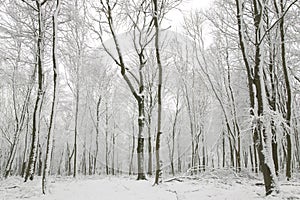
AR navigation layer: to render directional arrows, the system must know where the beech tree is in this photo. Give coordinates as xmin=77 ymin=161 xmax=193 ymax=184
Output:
xmin=1 ymin=0 xmax=300 ymax=198
xmin=93 ymin=0 xmax=155 ymax=180
xmin=234 ymin=0 xmax=298 ymax=194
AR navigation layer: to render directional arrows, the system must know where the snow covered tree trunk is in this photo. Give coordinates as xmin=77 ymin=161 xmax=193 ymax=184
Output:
xmin=278 ymin=0 xmax=292 ymax=181
xmin=137 ymin=96 xmax=146 ymax=180
xmin=235 ymin=0 xmax=279 ymax=195
xmin=253 ymin=0 xmax=279 ymax=195
xmin=96 ymin=0 xmax=150 ymax=180
xmin=25 ymin=0 xmax=45 ymax=182
xmin=264 ymin=0 xmax=279 ymax=176
xmin=42 ymin=0 xmax=60 ymax=191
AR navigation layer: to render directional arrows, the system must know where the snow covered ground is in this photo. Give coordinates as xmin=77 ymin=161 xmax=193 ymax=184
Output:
xmin=1 ymin=171 xmax=300 ymax=200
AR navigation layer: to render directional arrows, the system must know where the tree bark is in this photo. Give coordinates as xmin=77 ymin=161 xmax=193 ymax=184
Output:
xmin=42 ymin=0 xmax=60 ymax=193
xmin=25 ymin=0 xmax=45 ymax=182
xmin=94 ymin=96 xmax=102 ymax=175
xmin=235 ymin=0 xmax=279 ymax=195
xmin=278 ymin=0 xmax=292 ymax=181
xmin=153 ymin=0 xmax=163 ymax=185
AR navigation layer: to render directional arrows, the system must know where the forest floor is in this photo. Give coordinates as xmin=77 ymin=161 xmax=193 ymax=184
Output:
xmin=1 ymin=170 xmax=300 ymax=200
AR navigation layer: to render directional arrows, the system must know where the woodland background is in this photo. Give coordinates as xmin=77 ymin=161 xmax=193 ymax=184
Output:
xmin=0 ymin=0 xmax=299 ymax=196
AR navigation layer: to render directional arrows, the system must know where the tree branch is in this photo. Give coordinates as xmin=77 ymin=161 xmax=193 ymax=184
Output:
xmin=259 ymin=0 xmax=299 ymax=45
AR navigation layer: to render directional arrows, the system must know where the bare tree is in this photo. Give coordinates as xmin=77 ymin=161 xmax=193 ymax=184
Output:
xmin=24 ymin=0 xmax=48 ymax=182
xmin=276 ymin=0 xmax=292 ymax=181
xmin=42 ymin=0 xmax=60 ymax=194
xmin=93 ymin=0 xmax=158 ymax=180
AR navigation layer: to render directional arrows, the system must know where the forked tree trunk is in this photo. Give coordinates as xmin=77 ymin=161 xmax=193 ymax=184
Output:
xmin=99 ymin=0 xmax=147 ymax=180
xmin=25 ymin=1 xmax=45 ymax=182
xmin=264 ymin=2 xmax=279 ymax=176
xmin=253 ymin=1 xmax=278 ymax=194
xmin=235 ymin=0 xmax=278 ymax=195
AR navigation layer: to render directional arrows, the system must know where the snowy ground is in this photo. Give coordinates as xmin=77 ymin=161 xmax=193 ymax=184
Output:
xmin=1 ymin=171 xmax=300 ymax=200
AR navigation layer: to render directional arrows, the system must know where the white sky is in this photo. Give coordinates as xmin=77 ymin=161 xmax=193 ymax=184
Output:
xmin=167 ymin=0 xmax=214 ymax=31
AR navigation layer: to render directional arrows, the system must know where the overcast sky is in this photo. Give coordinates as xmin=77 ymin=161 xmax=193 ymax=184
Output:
xmin=167 ymin=0 xmax=214 ymax=31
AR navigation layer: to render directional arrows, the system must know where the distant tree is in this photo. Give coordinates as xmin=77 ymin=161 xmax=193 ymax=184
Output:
xmin=60 ymin=0 xmax=90 ymax=177
xmin=0 ymin=0 xmax=38 ymax=179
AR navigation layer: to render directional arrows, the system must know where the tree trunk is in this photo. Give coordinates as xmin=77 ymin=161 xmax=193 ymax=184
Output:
xmin=147 ymin=117 xmax=152 ymax=176
xmin=153 ymin=0 xmax=163 ymax=185
xmin=222 ymin=131 xmax=226 ymax=168
xmin=253 ymin=2 xmax=278 ymax=192
xmin=229 ymin=136 xmax=235 ymax=168
xmin=73 ymin=85 xmax=79 ymax=178
xmin=25 ymin=1 xmax=45 ymax=182
xmin=42 ymin=0 xmax=60 ymax=189
xmin=249 ymin=146 xmax=254 ymax=172
xmin=129 ymin=124 xmax=135 ymax=176
xmin=137 ymin=98 xmax=146 ymax=180
xmin=37 ymin=144 xmax=42 ymax=176
xmin=105 ymin=103 xmax=109 ymax=175
xmin=5 ymin=65 xmax=35 ymax=178
xmin=112 ymin=131 xmax=115 ymax=176
xmin=94 ymin=96 xmax=101 ymax=175
xmin=177 ymin=130 xmax=181 ymax=173
xmin=21 ymin=117 xmax=29 ymax=178
xmin=235 ymin=0 xmax=279 ymax=195
xmin=202 ymin=134 xmax=206 ymax=172
xmin=278 ymin=0 xmax=292 ymax=181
